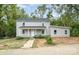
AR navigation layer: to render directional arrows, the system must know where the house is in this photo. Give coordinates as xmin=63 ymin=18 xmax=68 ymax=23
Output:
xmin=16 ymin=18 xmax=70 ymax=37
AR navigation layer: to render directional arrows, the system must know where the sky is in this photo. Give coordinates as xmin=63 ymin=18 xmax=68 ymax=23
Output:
xmin=17 ymin=4 xmax=39 ymax=15
xmin=17 ymin=4 xmax=59 ymax=18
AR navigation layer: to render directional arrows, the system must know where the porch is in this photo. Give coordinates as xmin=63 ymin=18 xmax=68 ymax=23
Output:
xmin=19 ymin=26 xmax=46 ymax=37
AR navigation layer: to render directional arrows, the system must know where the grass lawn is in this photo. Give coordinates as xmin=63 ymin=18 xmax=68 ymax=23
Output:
xmin=0 ymin=38 xmax=28 ymax=50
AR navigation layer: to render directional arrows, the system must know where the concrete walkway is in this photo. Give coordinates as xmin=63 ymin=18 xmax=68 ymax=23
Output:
xmin=21 ymin=38 xmax=35 ymax=48
xmin=0 ymin=44 xmax=79 ymax=55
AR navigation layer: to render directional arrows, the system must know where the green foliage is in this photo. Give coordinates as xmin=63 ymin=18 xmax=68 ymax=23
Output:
xmin=51 ymin=17 xmax=79 ymax=36
xmin=0 ymin=4 xmax=29 ymax=38
xmin=34 ymin=35 xmax=47 ymax=39
xmin=46 ymin=36 xmax=54 ymax=44
xmin=71 ymin=28 xmax=79 ymax=36
xmin=0 ymin=4 xmax=79 ymax=38
xmin=0 ymin=21 xmax=6 ymax=38
xmin=47 ymin=37 xmax=52 ymax=44
xmin=16 ymin=37 xmax=24 ymax=40
xmin=70 ymin=23 xmax=79 ymax=36
xmin=31 ymin=5 xmax=47 ymax=18
xmin=16 ymin=36 xmax=31 ymax=40
xmin=33 ymin=4 xmax=79 ymax=37
xmin=50 ymin=4 xmax=79 ymax=36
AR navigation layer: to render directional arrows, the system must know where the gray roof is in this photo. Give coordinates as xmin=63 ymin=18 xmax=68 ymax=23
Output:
xmin=50 ymin=25 xmax=70 ymax=29
xmin=17 ymin=18 xmax=49 ymax=22
xmin=19 ymin=26 xmax=46 ymax=29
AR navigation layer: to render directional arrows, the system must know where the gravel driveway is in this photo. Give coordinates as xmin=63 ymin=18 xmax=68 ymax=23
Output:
xmin=0 ymin=44 xmax=79 ymax=55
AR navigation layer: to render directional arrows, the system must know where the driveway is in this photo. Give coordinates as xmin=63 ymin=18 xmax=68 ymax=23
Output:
xmin=0 ymin=44 xmax=79 ymax=55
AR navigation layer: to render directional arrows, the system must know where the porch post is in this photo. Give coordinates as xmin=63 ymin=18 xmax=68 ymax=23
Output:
xmin=28 ymin=29 xmax=29 ymax=37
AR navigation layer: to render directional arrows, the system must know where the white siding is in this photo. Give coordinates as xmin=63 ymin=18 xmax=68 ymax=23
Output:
xmin=50 ymin=27 xmax=70 ymax=37
xmin=16 ymin=21 xmax=70 ymax=37
xmin=16 ymin=21 xmax=50 ymax=37
xmin=17 ymin=22 xmax=50 ymax=26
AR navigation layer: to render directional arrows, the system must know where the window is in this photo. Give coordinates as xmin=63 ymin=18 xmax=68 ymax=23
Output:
xmin=23 ymin=22 xmax=25 ymax=26
xmin=54 ymin=30 xmax=57 ymax=34
xmin=65 ymin=30 xmax=67 ymax=34
xmin=22 ymin=30 xmax=25 ymax=34
xmin=42 ymin=30 xmax=44 ymax=34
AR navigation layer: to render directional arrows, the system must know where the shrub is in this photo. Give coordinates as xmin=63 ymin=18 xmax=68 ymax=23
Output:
xmin=46 ymin=36 xmax=55 ymax=45
xmin=25 ymin=37 xmax=30 ymax=39
xmin=34 ymin=35 xmax=46 ymax=39
xmin=16 ymin=37 xmax=24 ymax=40
xmin=46 ymin=36 xmax=52 ymax=44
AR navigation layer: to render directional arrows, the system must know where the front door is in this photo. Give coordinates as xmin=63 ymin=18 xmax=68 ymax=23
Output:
xmin=31 ymin=29 xmax=34 ymax=37
xmin=29 ymin=29 xmax=34 ymax=37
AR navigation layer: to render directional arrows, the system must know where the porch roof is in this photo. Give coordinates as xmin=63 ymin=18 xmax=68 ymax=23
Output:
xmin=19 ymin=26 xmax=46 ymax=29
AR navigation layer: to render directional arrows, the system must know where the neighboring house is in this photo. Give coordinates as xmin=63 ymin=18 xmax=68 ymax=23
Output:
xmin=16 ymin=18 xmax=70 ymax=37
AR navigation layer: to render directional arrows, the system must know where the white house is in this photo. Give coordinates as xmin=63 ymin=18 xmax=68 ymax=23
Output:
xmin=16 ymin=18 xmax=70 ymax=37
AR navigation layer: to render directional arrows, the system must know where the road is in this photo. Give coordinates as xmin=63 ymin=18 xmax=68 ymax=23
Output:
xmin=0 ymin=44 xmax=79 ymax=55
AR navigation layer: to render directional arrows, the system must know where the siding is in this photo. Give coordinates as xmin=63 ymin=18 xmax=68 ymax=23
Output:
xmin=50 ymin=27 xmax=70 ymax=37
xmin=16 ymin=21 xmax=50 ymax=37
xmin=16 ymin=20 xmax=70 ymax=37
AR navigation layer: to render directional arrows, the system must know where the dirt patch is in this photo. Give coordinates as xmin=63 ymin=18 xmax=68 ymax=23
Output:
xmin=33 ymin=39 xmax=47 ymax=48
xmin=0 ymin=45 xmax=8 ymax=49
xmin=53 ymin=37 xmax=79 ymax=44
xmin=33 ymin=37 xmax=79 ymax=48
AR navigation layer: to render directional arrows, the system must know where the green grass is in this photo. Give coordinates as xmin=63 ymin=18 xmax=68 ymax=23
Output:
xmin=0 ymin=38 xmax=28 ymax=50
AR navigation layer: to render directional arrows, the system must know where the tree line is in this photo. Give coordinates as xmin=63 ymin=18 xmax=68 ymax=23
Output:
xmin=0 ymin=4 xmax=79 ymax=38
xmin=0 ymin=4 xmax=29 ymax=38
xmin=32 ymin=4 xmax=79 ymax=36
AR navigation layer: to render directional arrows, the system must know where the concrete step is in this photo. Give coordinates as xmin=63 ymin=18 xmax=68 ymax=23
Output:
xmin=21 ymin=39 xmax=35 ymax=48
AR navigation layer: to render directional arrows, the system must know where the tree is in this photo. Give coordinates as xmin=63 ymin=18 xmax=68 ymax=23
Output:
xmin=31 ymin=13 xmax=37 ymax=18
xmin=51 ymin=4 xmax=79 ymax=36
xmin=52 ymin=4 xmax=79 ymax=20
xmin=16 ymin=7 xmax=29 ymax=18
xmin=0 ymin=4 xmax=7 ymax=38
xmin=47 ymin=9 xmax=53 ymax=20
xmin=0 ymin=4 xmax=29 ymax=38
xmin=31 ymin=5 xmax=47 ymax=18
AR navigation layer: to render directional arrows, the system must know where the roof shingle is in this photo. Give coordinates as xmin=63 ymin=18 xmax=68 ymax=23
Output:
xmin=16 ymin=18 xmax=49 ymax=22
